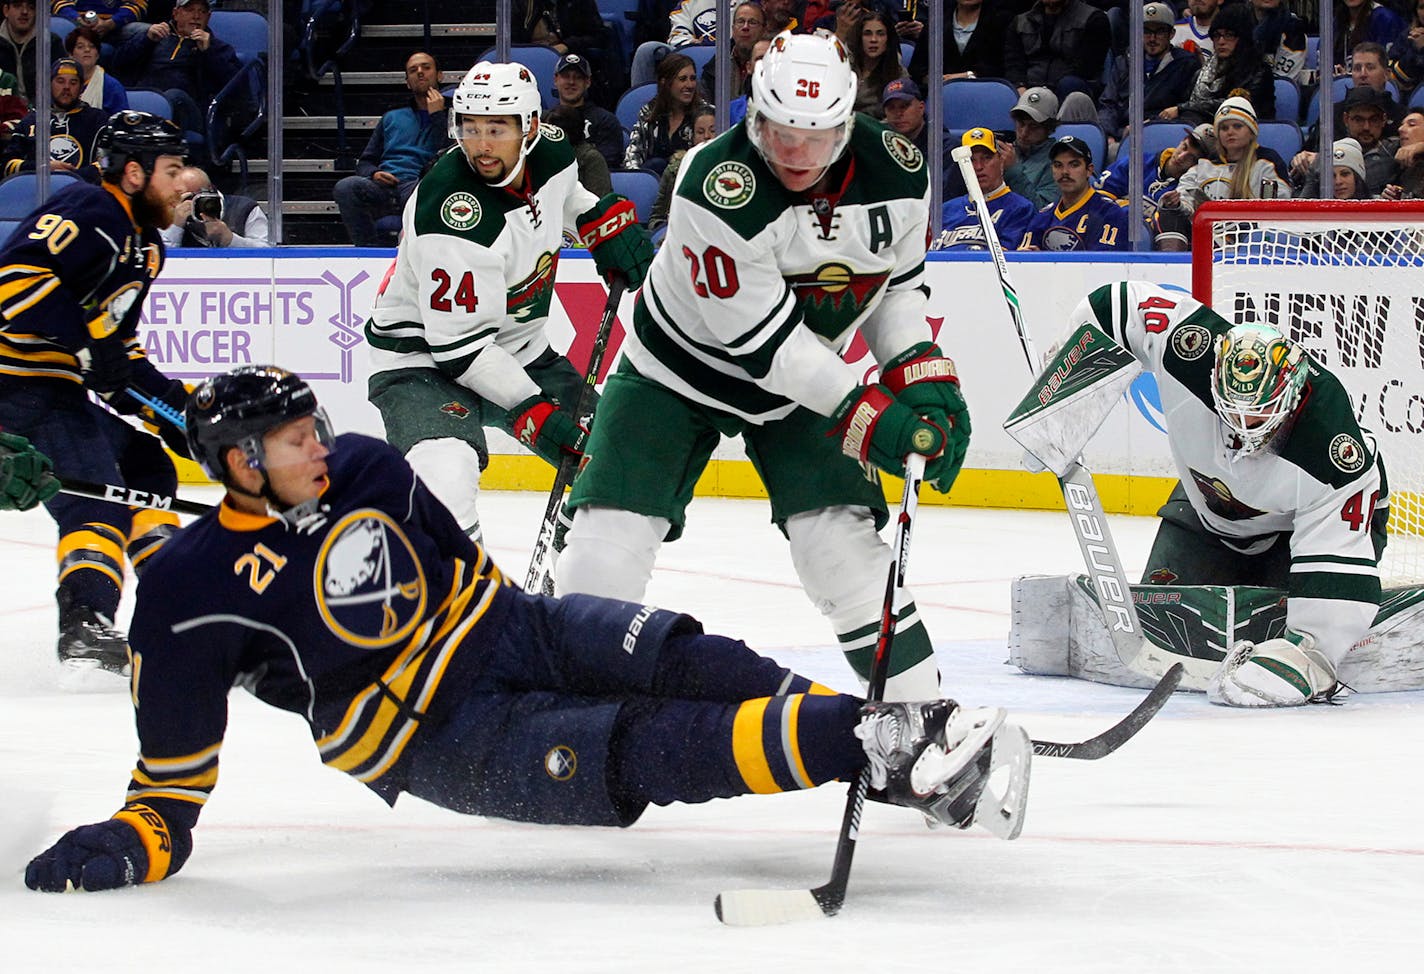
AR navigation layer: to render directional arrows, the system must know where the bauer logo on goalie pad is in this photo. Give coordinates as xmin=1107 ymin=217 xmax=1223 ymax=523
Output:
xmin=1170 ymin=323 xmax=1211 ymax=361
xmin=704 ymin=162 xmax=755 ymax=209
xmin=440 ymin=192 xmax=481 ymax=231
xmin=1330 ymin=433 xmax=1366 ymax=473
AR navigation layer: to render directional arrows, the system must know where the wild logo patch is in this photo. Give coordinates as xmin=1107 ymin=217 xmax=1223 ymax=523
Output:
xmin=784 ymin=263 xmax=889 ymax=340
xmin=540 ymin=121 xmax=565 ymax=141
xmin=507 ymin=251 xmax=557 ymax=322
xmin=1329 ymin=433 xmax=1366 ymax=473
xmin=882 ymin=131 xmax=923 ymax=172
xmin=441 ymin=192 xmax=481 ymax=230
xmin=1171 ymin=323 xmax=1211 ymax=361
xmin=704 ymin=161 xmax=755 ymax=209
xmin=315 ymin=510 xmax=427 ymax=649
xmin=1188 ymin=468 xmax=1267 ymax=521
xmin=544 ymin=745 xmax=577 ymax=780
xmin=439 ymin=401 xmax=471 ymax=419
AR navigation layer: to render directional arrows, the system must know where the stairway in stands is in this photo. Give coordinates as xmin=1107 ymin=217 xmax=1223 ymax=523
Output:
xmin=279 ymin=1 xmax=495 ymax=245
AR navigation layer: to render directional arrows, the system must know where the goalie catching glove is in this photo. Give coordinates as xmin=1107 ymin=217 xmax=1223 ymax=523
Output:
xmin=26 ymin=803 xmax=192 ymax=892
xmin=508 ymin=395 xmax=588 ymax=463
xmin=1207 ymin=632 xmax=1340 ymax=708
xmin=578 ymin=193 xmax=654 ymax=288
xmin=830 ymin=384 xmax=945 ymax=480
xmin=880 ymin=342 xmax=971 ymax=492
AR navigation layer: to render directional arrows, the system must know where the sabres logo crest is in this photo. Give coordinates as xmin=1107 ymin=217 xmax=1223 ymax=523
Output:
xmin=704 ymin=161 xmax=755 ymax=208
xmin=1171 ymin=323 xmax=1211 ymax=361
xmin=315 ymin=510 xmax=427 ymax=649
xmin=441 ymin=192 xmax=481 ymax=230
xmin=544 ymin=745 xmax=578 ymax=781
xmin=882 ymin=131 xmax=923 ymax=173
xmin=1330 ymin=433 xmax=1366 ymax=473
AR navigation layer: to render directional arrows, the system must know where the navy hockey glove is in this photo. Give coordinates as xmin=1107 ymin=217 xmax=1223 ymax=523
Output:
xmin=77 ymin=308 xmax=131 ymax=394
xmin=26 ymin=804 xmax=192 ymax=892
xmin=830 ymin=384 xmax=946 ymax=479
xmin=139 ymin=381 xmax=195 ymax=461
xmin=578 ymin=193 xmax=653 ymax=289
xmin=508 ymin=395 xmax=588 ymax=464
xmin=0 ymin=431 xmax=60 ymax=511
xmin=881 ymin=342 xmax=972 ymax=493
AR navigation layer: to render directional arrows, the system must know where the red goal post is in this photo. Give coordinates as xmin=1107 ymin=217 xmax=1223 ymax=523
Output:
xmin=1192 ymin=200 xmax=1424 ymax=586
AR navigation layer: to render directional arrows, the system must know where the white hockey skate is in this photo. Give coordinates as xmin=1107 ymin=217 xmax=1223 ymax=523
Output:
xmin=856 ymin=700 xmax=1031 ymax=839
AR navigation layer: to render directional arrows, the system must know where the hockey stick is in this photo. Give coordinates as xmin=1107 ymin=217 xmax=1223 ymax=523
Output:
xmin=952 ymin=146 xmax=1158 ymax=676
xmin=1030 ymin=663 xmax=1182 ymax=760
xmin=715 ymin=454 xmax=926 ymax=927
xmin=125 ymin=388 xmax=187 ymax=431
xmin=58 ymin=478 xmax=213 ymax=516
xmin=523 ymin=277 xmax=626 ymax=596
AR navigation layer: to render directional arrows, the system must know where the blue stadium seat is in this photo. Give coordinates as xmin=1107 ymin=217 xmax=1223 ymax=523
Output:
xmin=1257 ymin=120 xmax=1303 ymax=162
xmin=209 ymin=11 xmax=269 ymax=66
xmin=0 ymin=173 xmax=83 ymax=220
xmin=127 ymin=89 xmax=173 ymax=120
xmin=1055 ymin=121 xmax=1108 ymax=171
xmin=611 ymin=169 xmax=661 ymax=226
xmin=616 ymin=83 xmax=657 ymax=132
xmin=477 ymin=45 xmax=564 ymax=110
xmin=683 ymin=45 xmax=716 ymax=77
xmin=1140 ymin=120 xmax=1192 ymax=162
xmin=0 ymin=218 xmax=19 ymax=243
xmin=942 ymin=77 xmax=1018 ymax=132
xmin=1274 ymin=78 xmax=1300 ymax=123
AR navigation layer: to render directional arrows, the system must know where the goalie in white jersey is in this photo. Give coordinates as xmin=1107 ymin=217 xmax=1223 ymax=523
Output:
xmin=556 ymin=31 xmax=973 ymax=701
xmin=364 ymin=61 xmax=653 ymax=541
xmin=1072 ymin=282 xmax=1389 ymax=707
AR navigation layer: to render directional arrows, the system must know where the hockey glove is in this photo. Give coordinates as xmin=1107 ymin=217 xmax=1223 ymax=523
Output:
xmin=830 ymin=384 xmax=946 ymax=479
xmin=578 ymin=193 xmax=654 ymax=289
xmin=508 ymin=395 xmax=588 ymax=465
xmin=0 ymin=431 xmax=60 ymax=511
xmin=139 ymin=381 xmax=195 ymax=461
xmin=26 ymin=803 xmax=192 ymax=892
xmin=881 ymin=342 xmax=972 ymax=493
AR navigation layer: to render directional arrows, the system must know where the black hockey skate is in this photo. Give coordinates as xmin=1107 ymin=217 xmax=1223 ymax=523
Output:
xmin=856 ymin=700 xmax=1032 ymax=839
xmin=57 ymin=598 xmax=130 ymax=678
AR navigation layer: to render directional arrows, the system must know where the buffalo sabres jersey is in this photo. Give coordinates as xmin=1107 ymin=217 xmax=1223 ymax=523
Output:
xmin=1074 ymin=282 xmax=1387 ymax=660
xmin=934 ymin=184 xmax=1036 ymax=251
xmin=1024 ymin=189 xmax=1130 ymax=252
xmin=626 ymin=118 xmax=934 ymax=423
xmin=0 ymin=181 xmax=169 ymax=393
xmin=124 ymin=434 xmax=516 ymax=831
xmin=2 ymin=103 xmax=107 ymax=177
xmin=366 ymin=127 xmax=599 ymax=409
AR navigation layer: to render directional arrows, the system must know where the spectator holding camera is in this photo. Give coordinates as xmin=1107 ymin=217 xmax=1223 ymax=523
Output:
xmin=66 ymin=24 xmax=129 ymax=116
xmin=160 ymin=165 xmax=269 ymax=248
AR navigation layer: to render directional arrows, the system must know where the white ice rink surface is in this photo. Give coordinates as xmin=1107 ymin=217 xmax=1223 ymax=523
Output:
xmin=2 ymin=489 xmax=1421 ymax=973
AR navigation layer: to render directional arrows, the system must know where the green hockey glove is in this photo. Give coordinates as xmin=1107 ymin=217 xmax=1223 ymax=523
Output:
xmin=829 ymin=384 xmax=945 ymax=479
xmin=0 ymin=431 xmax=60 ymax=511
xmin=578 ymin=193 xmax=654 ymax=288
xmin=881 ymin=342 xmax=971 ymax=493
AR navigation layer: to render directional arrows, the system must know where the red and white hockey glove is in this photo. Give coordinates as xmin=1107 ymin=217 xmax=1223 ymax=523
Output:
xmin=829 ymin=384 xmax=945 ymax=479
xmin=881 ymin=342 xmax=971 ymax=493
xmin=578 ymin=193 xmax=654 ymax=288
xmin=508 ymin=395 xmax=588 ymax=465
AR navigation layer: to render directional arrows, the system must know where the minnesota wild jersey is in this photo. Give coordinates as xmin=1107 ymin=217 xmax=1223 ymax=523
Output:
xmin=1075 ymin=281 xmax=1388 ymax=660
xmin=625 ymin=118 xmax=935 ymax=423
xmin=366 ymin=127 xmax=599 ymax=410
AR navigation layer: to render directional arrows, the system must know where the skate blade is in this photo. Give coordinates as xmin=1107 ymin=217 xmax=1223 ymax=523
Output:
xmin=975 ymin=724 xmax=1032 ymax=840
xmin=57 ymin=658 xmax=130 ymax=694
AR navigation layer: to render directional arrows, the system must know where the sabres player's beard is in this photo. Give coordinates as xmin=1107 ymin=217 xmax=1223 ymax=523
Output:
xmin=131 ymin=177 xmax=177 ymax=229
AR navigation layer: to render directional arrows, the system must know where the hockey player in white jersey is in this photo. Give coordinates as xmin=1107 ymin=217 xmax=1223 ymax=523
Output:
xmin=364 ymin=61 xmax=653 ymax=541
xmin=556 ymin=31 xmax=975 ymax=703
xmin=1070 ymin=282 xmax=1388 ymax=707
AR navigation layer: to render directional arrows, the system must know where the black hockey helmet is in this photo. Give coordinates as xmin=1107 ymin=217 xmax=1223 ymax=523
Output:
xmin=95 ymin=110 xmax=188 ymax=181
xmin=185 ymin=366 xmax=333 ymax=483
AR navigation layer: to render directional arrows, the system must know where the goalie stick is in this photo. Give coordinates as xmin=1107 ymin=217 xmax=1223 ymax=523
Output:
xmin=1030 ymin=663 xmax=1182 ymax=760
xmin=523 ymin=277 xmax=625 ymax=596
xmin=58 ymin=478 xmax=213 ymax=516
xmin=714 ymin=455 xmax=927 ymax=928
xmin=951 ymin=146 xmax=1164 ymax=679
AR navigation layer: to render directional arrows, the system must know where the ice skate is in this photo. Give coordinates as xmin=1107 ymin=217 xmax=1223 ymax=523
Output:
xmin=56 ymin=599 xmax=130 ymax=686
xmin=856 ymin=700 xmax=1031 ymax=839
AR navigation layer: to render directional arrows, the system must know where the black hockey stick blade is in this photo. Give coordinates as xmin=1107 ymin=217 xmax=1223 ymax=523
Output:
xmin=1031 ymin=663 xmax=1183 ymax=760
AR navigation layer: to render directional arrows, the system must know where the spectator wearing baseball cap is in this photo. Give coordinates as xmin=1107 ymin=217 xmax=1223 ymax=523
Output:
xmin=1 ymin=56 xmax=108 ymax=179
xmin=934 ymin=127 xmax=1036 ymax=251
xmin=1005 ymin=86 xmax=1060 ymax=208
xmin=881 ymin=76 xmax=961 ymax=197
xmin=1095 ymin=123 xmax=1212 ymax=251
xmin=1022 ymin=134 xmax=1130 ymax=252
xmin=549 ymin=52 xmax=624 ymax=173
xmin=1098 ymin=3 xmax=1201 ymax=141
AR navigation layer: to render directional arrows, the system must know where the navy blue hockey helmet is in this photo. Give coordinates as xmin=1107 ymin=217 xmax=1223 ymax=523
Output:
xmin=185 ymin=366 xmax=333 ymax=482
xmin=95 ymin=110 xmax=188 ymax=180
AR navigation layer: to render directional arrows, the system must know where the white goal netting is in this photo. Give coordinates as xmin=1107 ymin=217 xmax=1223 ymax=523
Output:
xmin=1195 ymin=202 xmax=1424 ymax=587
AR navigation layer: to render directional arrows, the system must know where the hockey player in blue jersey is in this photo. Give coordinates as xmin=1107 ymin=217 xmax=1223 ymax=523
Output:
xmin=23 ymin=366 xmax=1031 ymax=893
xmin=933 ymin=127 xmax=1035 ymax=251
xmin=1022 ymin=135 xmax=1131 ymax=252
xmin=0 ymin=110 xmax=194 ymax=679
xmin=1093 ymin=123 xmax=1212 ymax=251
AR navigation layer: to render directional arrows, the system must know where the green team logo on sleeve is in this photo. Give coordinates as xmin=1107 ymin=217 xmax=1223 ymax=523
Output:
xmin=1330 ymin=433 xmax=1366 ymax=473
xmin=441 ymin=192 xmax=481 ymax=231
xmin=704 ymin=161 xmax=756 ymax=208
xmin=881 ymin=131 xmax=923 ymax=173
xmin=1170 ymin=323 xmax=1212 ymax=361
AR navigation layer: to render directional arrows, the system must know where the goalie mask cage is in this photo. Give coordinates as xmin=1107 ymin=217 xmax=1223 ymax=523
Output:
xmin=1193 ymin=200 xmax=1424 ymax=586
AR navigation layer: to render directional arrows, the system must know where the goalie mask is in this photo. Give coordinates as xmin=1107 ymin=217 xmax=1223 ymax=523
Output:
xmin=450 ymin=61 xmax=543 ymax=188
xmin=1211 ymin=323 xmax=1308 ymax=454
xmin=747 ymin=30 xmax=857 ymax=190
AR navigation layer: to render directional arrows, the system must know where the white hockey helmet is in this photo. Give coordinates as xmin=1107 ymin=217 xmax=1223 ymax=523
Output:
xmin=450 ymin=60 xmax=543 ymax=186
xmin=746 ymin=30 xmax=857 ymax=177
xmin=1210 ymin=322 xmax=1308 ymax=454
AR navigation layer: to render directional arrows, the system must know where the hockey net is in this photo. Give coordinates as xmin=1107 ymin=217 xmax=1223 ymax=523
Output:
xmin=1193 ymin=200 xmax=1424 ymax=587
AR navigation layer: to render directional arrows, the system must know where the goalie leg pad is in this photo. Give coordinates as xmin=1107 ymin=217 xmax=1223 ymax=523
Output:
xmin=406 ymin=438 xmax=483 ymax=540
xmin=554 ymin=505 xmax=669 ymax=601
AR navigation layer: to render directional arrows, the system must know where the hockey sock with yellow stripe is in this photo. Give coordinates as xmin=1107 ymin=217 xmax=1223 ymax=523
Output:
xmin=609 ymin=693 xmax=865 ymax=807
